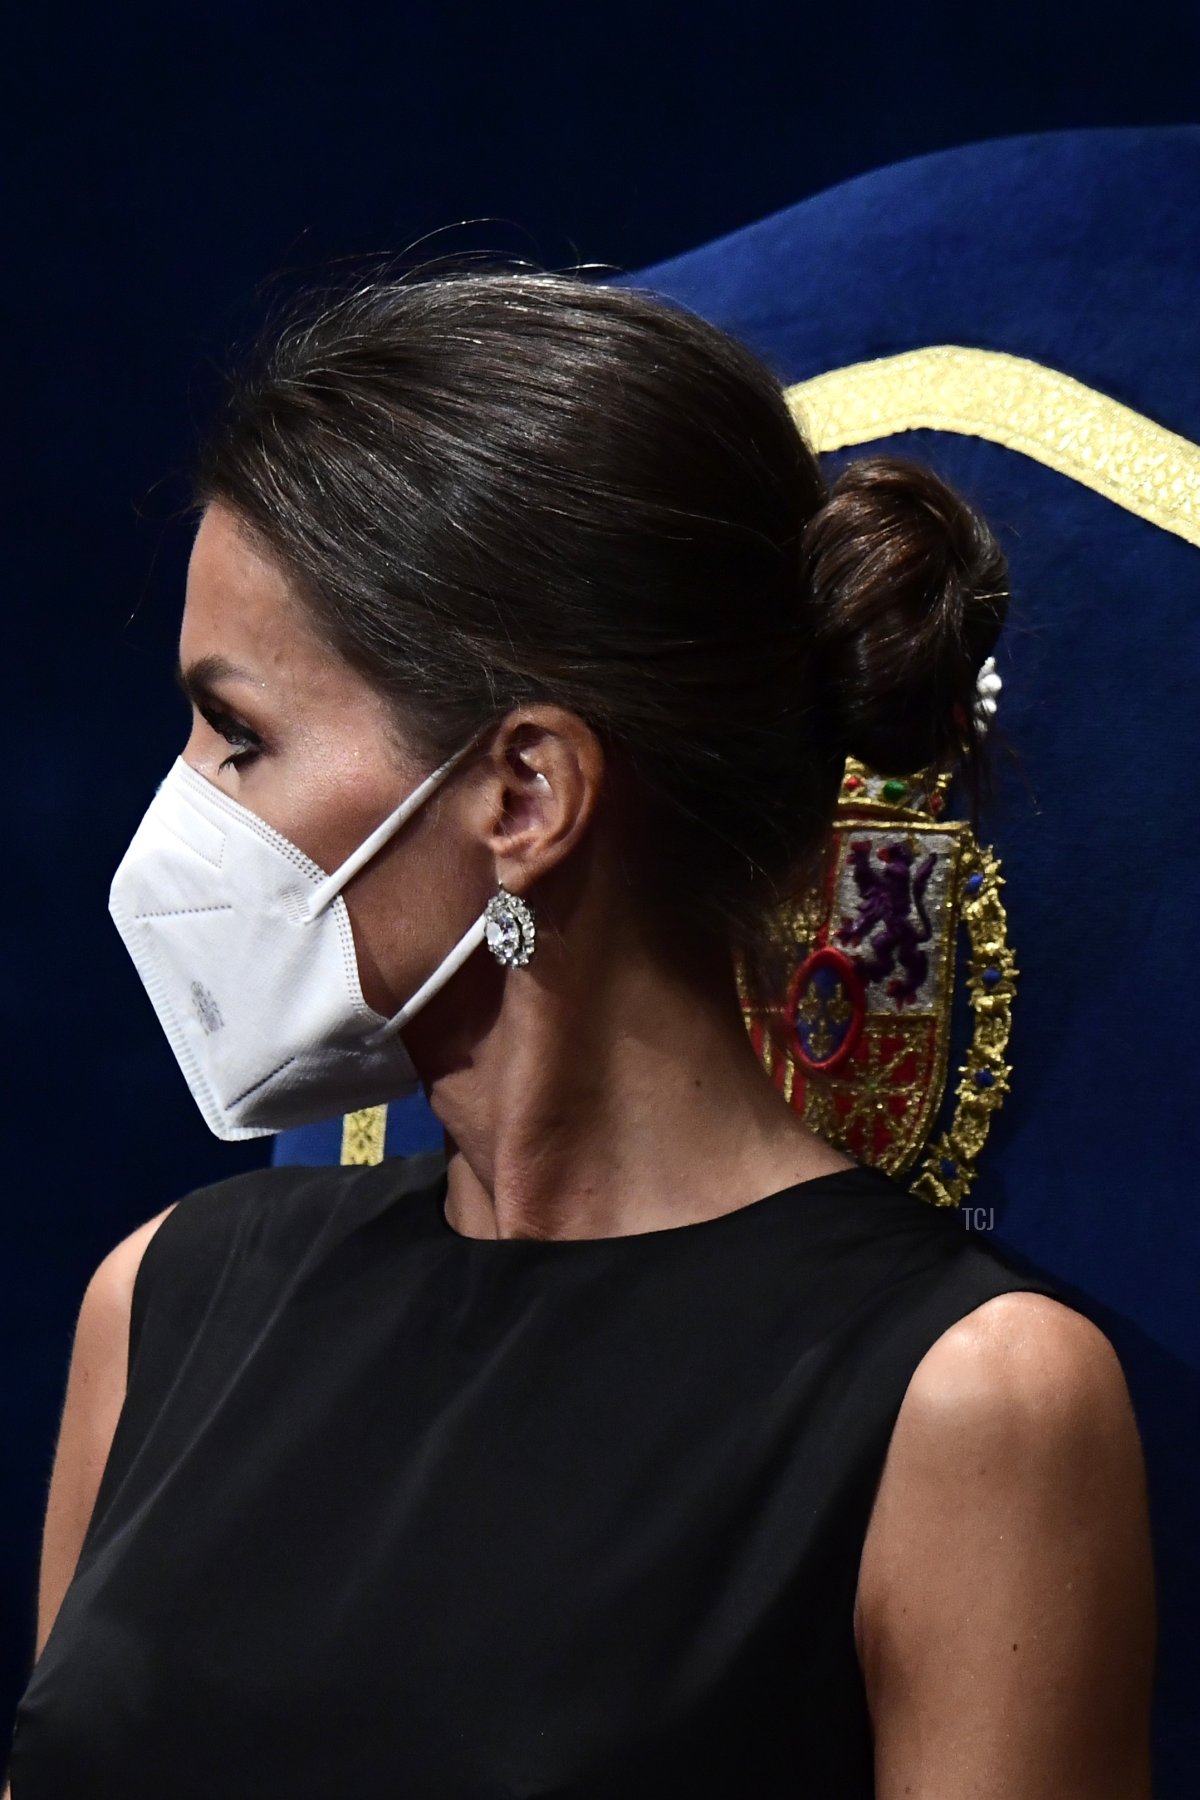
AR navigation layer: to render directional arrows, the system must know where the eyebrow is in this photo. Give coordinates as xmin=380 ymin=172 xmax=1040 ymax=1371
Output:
xmin=174 ymin=653 xmax=261 ymax=706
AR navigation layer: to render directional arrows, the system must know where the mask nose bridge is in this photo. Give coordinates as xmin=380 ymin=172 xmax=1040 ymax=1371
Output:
xmin=301 ymin=733 xmax=487 ymax=923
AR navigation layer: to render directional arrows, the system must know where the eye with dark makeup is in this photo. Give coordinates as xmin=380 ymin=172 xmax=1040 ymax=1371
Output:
xmin=199 ymin=703 xmax=263 ymax=773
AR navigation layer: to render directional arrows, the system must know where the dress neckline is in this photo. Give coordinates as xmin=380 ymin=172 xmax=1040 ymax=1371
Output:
xmin=427 ymin=1155 xmax=885 ymax=1251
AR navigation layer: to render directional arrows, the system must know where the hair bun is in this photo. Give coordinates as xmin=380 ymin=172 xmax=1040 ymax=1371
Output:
xmin=801 ymin=454 xmax=1008 ymax=795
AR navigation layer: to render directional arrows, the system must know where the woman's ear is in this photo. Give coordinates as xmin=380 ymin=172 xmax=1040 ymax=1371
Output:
xmin=489 ymin=705 xmax=604 ymax=874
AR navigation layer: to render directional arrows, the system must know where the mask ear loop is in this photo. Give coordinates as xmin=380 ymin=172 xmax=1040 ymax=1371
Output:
xmin=299 ymin=729 xmax=495 ymax=1048
xmin=366 ymin=911 xmax=490 ymax=1045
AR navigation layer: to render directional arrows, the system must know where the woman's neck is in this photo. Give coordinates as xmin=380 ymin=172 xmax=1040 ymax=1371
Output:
xmin=420 ymin=913 xmax=853 ymax=1242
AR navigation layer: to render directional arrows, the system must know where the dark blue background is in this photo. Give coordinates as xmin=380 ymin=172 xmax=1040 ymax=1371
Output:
xmin=7 ymin=0 xmax=1197 ymax=1773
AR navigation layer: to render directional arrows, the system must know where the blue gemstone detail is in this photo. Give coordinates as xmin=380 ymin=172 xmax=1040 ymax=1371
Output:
xmin=940 ymin=1157 xmax=958 ymax=1179
xmin=974 ymin=1068 xmax=995 ymax=1088
xmin=982 ymin=967 xmax=1001 ymax=987
xmin=965 ymin=872 xmax=984 ymax=894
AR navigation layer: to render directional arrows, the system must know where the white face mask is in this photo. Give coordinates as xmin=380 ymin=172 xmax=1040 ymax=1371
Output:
xmin=108 ymin=737 xmax=486 ymax=1141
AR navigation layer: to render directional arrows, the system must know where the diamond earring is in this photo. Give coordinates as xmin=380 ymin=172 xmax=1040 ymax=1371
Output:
xmin=484 ymin=885 xmax=537 ymax=967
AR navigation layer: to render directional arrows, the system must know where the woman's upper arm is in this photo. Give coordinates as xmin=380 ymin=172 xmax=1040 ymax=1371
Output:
xmin=32 ymin=1203 xmax=178 ymax=1663
xmin=855 ymin=1290 xmax=1157 ymax=1800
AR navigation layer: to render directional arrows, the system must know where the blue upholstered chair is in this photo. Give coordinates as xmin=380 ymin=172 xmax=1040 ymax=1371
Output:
xmin=272 ymin=128 xmax=1200 ymax=1790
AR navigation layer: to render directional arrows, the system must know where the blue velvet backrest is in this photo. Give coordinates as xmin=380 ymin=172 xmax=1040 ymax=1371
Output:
xmin=272 ymin=1096 xmax=444 ymax=1168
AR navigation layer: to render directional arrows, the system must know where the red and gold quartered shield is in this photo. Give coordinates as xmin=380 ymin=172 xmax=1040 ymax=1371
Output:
xmin=735 ymin=756 xmax=1017 ymax=1209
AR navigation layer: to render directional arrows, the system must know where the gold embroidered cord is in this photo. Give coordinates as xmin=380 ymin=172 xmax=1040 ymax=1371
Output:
xmin=341 ymin=1106 xmax=388 ymax=1165
xmin=786 ymin=345 xmax=1200 ymax=548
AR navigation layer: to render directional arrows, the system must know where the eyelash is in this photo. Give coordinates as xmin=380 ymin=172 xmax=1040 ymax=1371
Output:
xmin=200 ymin=705 xmax=262 ymax=773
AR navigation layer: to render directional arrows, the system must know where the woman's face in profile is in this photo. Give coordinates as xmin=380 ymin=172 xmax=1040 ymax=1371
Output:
xmin=176 ymin=501 xmax=481 ymax=1018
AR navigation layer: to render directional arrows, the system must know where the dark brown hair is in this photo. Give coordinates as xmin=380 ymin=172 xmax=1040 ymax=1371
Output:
xmin=190 ymin=263 xmax=1008 ymax=952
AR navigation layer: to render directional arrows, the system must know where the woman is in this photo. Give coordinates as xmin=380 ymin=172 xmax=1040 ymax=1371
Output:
xmin=7 ymin=269 xmax=1155 ymax=1797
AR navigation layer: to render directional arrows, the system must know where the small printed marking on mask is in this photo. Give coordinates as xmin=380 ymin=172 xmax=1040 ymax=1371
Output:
xmin=190 ymin=981 xmax=225 ymax=1035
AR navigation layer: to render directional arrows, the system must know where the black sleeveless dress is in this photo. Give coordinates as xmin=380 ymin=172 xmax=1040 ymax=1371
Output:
xmin=8 ymin=1149 xmax=1070 ymax=1798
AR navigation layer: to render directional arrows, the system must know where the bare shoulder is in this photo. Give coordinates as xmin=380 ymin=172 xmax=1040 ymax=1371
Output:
xmin=858 ymin=1289 xmax=1150 ymax=1591
xmin=855 ymin=1290 xmax=1156 ymax=1798
xmin=84 ymin=1200 xmax=181 ymax=1337
xmin=32 ymin=1202 xmax=180 ymax=1662
xmin=899 ymin=1288 xmax=1136 ymax=1437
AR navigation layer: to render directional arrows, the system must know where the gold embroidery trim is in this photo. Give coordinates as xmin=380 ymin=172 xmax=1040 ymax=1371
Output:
xmin=786 ymin=345 xmax=1200 ymax=548
xmin=340 ymin=1106 xmax=388 ymax=1166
